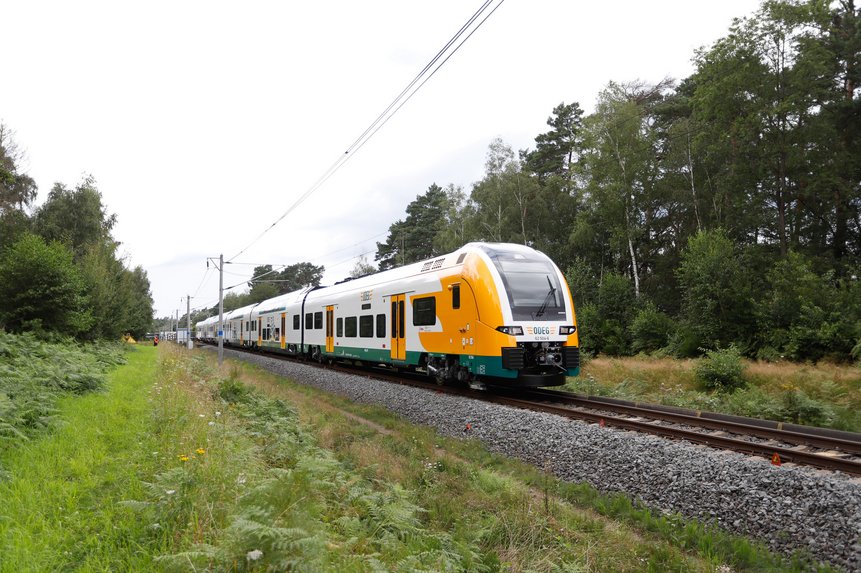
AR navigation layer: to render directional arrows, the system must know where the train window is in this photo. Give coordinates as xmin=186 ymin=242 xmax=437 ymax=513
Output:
xmin=305 ymin=313 xmax=312 ymax=329
xmin=359 ymin=315 xmax=373 ymax=338
xmin=293 ymin=315 xmax=300 ymax=330
xmin=336 ymin=317 xmax=343 ymax=337
xmin=376 ymin=314 xmax=385 ymax=338
xmin=314 ymin=312 xmax=323 ymax=329
xmin=451 ymin=284 xmax=460 ymax=309
xmin=413 ymin=297 xmax=436 ymax=326
xmin=345 ymin=316 xmax=357 ymax=337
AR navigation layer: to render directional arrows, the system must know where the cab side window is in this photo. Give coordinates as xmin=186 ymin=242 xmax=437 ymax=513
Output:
xmin=413 ymin=297 xmax=436 ymax=326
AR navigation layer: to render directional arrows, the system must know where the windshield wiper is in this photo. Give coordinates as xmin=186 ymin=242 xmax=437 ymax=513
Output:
xmin=534 ymin=276 xmax=556 ymax=318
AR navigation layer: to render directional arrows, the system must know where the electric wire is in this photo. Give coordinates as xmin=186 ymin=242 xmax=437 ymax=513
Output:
xmin=226 ymin=0 xmax=505 ymax=263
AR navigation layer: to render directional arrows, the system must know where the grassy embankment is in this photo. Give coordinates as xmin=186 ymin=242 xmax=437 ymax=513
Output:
xmin=565 ymin=357 xmax=861 ymax=432
xmin=1 ymin=341 xmax=834 ymax=571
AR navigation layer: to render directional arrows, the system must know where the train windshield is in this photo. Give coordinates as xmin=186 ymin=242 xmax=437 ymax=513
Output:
xmin=482 ymin=246 xmax=565 ymax=321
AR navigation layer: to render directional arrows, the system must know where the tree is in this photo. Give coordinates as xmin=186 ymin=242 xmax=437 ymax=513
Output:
xmin=0 ymin=233 xmax=92 ymax=335
xmin=123 ymin=266 xmax=154 ymax=338
xmin=676 ymin=229 xmax=755 ymax=352
xmin=469 ymin=139 xmax=548 ymax=248
xmin=577 ymin=80 xmax=673 ymax=299
xmin=32 ymin=176 xmax=117 ymax=256
xmin=376 ymin=184 xmax=449 ymax=270
xmin=247 ymin=264 xmax=281 ymax=302
xmin=349 ymin=255 xmax=376 ymax=278
xmin=275 ymin=262 xmax=324 ymax=293
xmin=522 ymin=101 xmax=585 ymax=189
xmin=0 ymin=123 xmax=37 ymax=214
xmin=433 ymin=184 xmax=475 ymax=254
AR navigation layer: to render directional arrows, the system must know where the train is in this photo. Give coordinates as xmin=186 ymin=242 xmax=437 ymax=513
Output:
xmin=196 ymin=242 xmax=580 ymax=387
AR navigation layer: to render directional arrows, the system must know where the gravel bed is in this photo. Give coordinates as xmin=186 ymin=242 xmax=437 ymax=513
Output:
xmin=219 ymin=348 xmax=861 ymax=570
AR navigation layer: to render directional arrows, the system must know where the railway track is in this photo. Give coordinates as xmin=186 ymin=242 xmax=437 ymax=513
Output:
xmin=201 ymin=342 xmax=861 ymax=475
xmin=484 ymin=387 xmax=861 ymax=475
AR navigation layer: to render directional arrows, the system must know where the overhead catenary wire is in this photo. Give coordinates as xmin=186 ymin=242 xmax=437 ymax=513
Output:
xmin=226 ymin=0 xmax=506 ymax=263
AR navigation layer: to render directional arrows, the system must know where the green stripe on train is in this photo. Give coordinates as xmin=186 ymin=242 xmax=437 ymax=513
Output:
xmin=255 ymin=342 xmax=578 ymax=378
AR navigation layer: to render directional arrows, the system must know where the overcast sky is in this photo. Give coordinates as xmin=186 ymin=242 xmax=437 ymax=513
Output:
xmin=1 ymin=0 xmax=761 ymax=318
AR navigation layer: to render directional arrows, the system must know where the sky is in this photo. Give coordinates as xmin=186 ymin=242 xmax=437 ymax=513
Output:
xmin=1 ymin=0 xmax=762 ymax=318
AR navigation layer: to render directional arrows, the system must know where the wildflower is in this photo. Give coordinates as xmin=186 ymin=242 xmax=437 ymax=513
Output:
xmin=196 ymin=448 xmax=206 ymax=455
xmin=246 ymin=549 xmax=263 ymax=561
xmin=165 ymin=490 xmax=176 ymax=495
xmin=208 ymin=421 xmax=215 ymax=426
xmin=215 ymin=411 xmax=222 ymax=417
xmin=198 ymin=414 xmax=205 ymax=418
xmin=178 ymin=454 xmax=189 ymax=462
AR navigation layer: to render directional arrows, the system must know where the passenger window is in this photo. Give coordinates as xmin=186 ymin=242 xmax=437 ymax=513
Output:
xmin=314 ymin=312 xmax=323 ymax=329
xmin=413 ymin=297 xmax=436 ymax=326
xmin=359 ymin=315 xmax=373 ymax=338
xmin=376 ymin=314 xmax=386 ymax=338
xmin=345 ymin=317 xmax=357 ymax=337
xmin=336 ymin=317 xmax=343 ymax=337
xmin=305 ymin=313 xmax=312 ymax=329
xmin=293 ymin=315 xmax=300 ymax=330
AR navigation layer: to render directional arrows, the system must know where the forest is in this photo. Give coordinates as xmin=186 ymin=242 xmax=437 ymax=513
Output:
xmin=0 ymin=138 xmax=154 ymax=339
xmin=371 ymin=0 xmax=861 ymax=361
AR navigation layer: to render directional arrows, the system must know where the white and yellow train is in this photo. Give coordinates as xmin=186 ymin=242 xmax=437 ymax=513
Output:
xmin=196 ymin=242 xmax=580 ymax=387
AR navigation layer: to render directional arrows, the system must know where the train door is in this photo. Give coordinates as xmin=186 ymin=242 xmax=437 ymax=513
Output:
xmin=325 ymin=306 xmax=334 ymax=353
xmin=240 ymin=320 xmax=244 ymax=345
xmin=257 ymin=318 xmax=262 ymax=347
xmin=390 ymin=294 xmax=406 ymax=362
xmin=281 ymin=313 xmax=286 ymax=350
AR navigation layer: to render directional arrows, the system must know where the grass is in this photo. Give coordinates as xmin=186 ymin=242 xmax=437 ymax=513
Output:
xmin=564 ymin=356 xmax=861 ymax=431
xmin=0 ymin=345 xmax=160 ymax=571
xmin=0 ymin=343 xmax=838 ymax=571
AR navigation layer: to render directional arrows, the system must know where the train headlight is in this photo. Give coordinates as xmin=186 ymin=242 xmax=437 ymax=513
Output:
xmin=496 ymin=326 xmax=524 ymax=336
xmin=559 ymin=325 xmax=577 ymax=335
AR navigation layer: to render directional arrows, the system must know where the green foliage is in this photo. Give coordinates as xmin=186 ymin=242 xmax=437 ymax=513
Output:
xmin=695 ymin=346 xmax=747 ymax=392
xmin=564 ymin=258 xmax=599 ymax=308
xmin=32 ymin=177 xmax=117 ymax=256
xmin=574 ymin=303 xmax=600 ymax=355
xmin=779 ymin=389 xmax=835 ymax=427
xmin=578 ymin=273 xmax=637 ymax=356
xmin=0 ymin=123 xmax=37 ymax=213
xmin=0 ymin=233 xmax=92 ymax=335
xmin=143 ymin=368 xmax=494 ymax=572
xmin=677 ymin=230 xmax=755 ymax=352
xmin=630 ymin=302 xmax=676 ymax=354
xmin=0 ymin=332 xmax=126 ymax=454
xmin=376 ymin=183 xmax=451 ymax=270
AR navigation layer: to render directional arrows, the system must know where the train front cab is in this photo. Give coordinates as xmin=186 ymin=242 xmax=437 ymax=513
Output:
xmin=422 ymin=244 xmax=579 ymax=388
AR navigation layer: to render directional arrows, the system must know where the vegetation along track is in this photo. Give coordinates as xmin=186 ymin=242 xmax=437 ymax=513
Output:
xmin=201 ymin=343 xmax=861 ymax=475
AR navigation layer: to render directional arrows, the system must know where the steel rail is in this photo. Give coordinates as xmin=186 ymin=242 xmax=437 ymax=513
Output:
xmin=517 ymin=388 xmax=861 ymax=455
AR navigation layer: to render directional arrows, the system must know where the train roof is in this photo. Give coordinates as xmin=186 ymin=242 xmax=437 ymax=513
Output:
xmin=252 ymin=286 xmax=314 ymax=315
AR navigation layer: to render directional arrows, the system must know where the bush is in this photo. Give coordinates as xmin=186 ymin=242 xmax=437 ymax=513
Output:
xmin=695 ymin=346 xmax=747 ymax=392
xmin=780 ymin=389 xmax=834 ymax=427
xmin=630 ymin=302 xmax=675 ymax=354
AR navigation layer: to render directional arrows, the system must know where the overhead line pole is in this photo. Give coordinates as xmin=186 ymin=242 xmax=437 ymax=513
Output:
xmin=186 ymin=295 xmax=192 ymax=350
xmin=206 ymin=254 xmax=225 ymax=366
